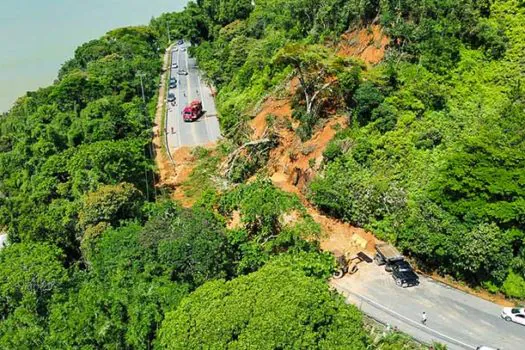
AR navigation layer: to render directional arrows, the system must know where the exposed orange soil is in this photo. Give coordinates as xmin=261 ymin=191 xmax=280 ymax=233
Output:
xmin=257 ymin=94 xmax=513 ymax=306
xmin=249 ymin=78 xmax=375 ymax=256
xmin=251 ymin=98 xmax=293 ymax=139
xmin=271 ymin=172 xmax=375 ymax=255
xmin=170 ymin=147 xmax=198 ymax=208
xmin=250 ymin=78 xmax=347 ymax=192
xmin=337 ymin=25 xmax=389 ymax=65
xmin=227 ymin=210 xmax=242 ymax=230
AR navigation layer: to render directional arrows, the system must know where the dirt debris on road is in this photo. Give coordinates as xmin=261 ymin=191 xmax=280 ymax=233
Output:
xmin=170 ymin=146 xmax=200 ymax=208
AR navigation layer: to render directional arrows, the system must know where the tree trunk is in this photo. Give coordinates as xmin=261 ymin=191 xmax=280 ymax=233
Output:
xmin=219 ymin=138 xmax=272 ymax=177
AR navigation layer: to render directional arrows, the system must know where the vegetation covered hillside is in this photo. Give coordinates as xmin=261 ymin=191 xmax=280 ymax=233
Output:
xmin=308 ymin=0 xmax=525 ymax=297
xmin=0 ymin=2 xmax=425 ymax=348
xmin=0 ymin=0 xmax=523 ymax=348
xmin=161 ymin=0 xmax=524 ymax=298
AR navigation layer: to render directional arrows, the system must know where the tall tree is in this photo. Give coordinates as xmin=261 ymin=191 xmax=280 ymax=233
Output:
xmin=273 ymin=43 xmax=347 ymax=115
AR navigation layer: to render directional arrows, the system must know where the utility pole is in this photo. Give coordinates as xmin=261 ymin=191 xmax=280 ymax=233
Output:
xmin=166 ymin=21 xmax=171 ymax=44
xmin=136 ymin=70 xmax=152 ymax=202
xmin=138 ymin=73 xmax=146 ymax=105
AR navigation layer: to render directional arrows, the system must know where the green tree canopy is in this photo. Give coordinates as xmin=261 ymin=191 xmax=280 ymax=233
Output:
xmin=78 ymin=182 xmax=143 ymax=231
xmin=158 ymin=258 xmax=369 ymax=349
xmin=0 ymin=243 xmax=68 ymax=348
xmin=140 ymin=205 xmax=233 ymax=288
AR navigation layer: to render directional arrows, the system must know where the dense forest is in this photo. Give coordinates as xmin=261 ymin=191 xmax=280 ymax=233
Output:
xmin=0 ymin=0 xmax=523 ymax=348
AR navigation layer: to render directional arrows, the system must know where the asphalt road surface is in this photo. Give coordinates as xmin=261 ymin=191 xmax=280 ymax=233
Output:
xmin=165 ymin=42 xmax=221 ymax=150
xmin=333 ymin=262 xmax=525 ymax=349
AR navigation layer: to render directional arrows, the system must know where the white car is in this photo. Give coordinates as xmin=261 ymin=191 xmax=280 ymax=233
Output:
xmin=501 ymin=307 xmax=525 ymax=325
xmin=171 ymin=63 xmax=178 ymax=69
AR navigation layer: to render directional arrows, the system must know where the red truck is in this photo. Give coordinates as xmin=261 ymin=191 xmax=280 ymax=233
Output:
xmin=182 ymin=100 xmax=203 ymax=122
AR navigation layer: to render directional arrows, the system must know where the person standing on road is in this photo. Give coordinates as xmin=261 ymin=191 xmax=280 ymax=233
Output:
xmin=421 ymin=312 xmax=427 ymax=325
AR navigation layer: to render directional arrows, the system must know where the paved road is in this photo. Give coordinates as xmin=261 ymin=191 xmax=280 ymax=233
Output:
xmin=333 ymin=262 xmax=525 ymax=349
xmin=165 ymin=43 xmax=221 ymax=151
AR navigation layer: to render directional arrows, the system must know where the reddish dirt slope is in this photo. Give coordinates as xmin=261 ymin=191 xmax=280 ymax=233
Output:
xmin=248 ymin=79 xmax=376 ymax=256
xmin=337 ymin=25 xmax=389 ymax=65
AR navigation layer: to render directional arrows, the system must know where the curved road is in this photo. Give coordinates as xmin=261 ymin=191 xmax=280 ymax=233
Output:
xmin=165 ymin=42 xmax=221 ymax=151
xmin=333 ymin=262 xmax=525 ymax=349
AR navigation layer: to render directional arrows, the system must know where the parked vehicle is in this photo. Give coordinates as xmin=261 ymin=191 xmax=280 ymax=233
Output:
xmin=182 ymin=100 xmax=202 ymax=122
xmin=169 ymin=78 xmax=177 ymax=88
xmin=333 ymin=251 xmax=372 ymax=279
xmin=390 ymin=260 xmax=419 ymax=287
xmin=375 ymin=242 xmax=419 ymax=288
xmin=177 ymin=39 xmax=184 ymax=45
xmin=476 ymin=346 xmax=499 ymax=350
xmin=171 ymin=63 xmax=178 ymax=69
xmin=374 ymin=243 xmax=404 ymax=266
xmin=501 ymin=307 xmax=525 ymax=326
xmin=167 ymin=93 xmax=176 ymax=102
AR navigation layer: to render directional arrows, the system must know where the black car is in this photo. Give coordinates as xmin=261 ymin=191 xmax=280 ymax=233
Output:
xmin=169 ymin=78 xmax=177 ymax=88
xmin=389 ymin=260 xmax=419 ymax=287
xmin=167 ymin=93 xmax=176 ymax=102
xmin=177 ymin=39 xmax=184 ymax=45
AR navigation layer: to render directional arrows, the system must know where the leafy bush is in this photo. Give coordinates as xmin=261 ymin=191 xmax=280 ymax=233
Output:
xmin=353 ymin=81 xmax=385 ymax=126
xmin=323 ymin=140 xmax=344 ymax=162
xmin=501 ymin=271 xmax=525 ymax=300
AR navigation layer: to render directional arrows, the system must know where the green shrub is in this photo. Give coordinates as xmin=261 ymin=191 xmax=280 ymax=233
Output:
xmin=353 ymin=82 xmax=384 ymax=126
xmin=502 ymin=271 xmax=525 ymax=299
xmin=323 ymin=140 xmax=343 ymax=162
